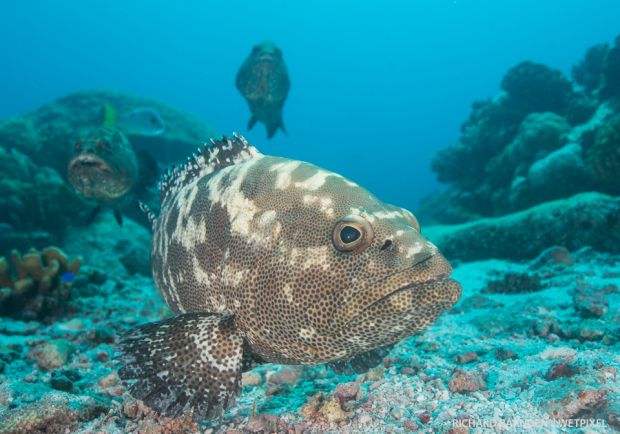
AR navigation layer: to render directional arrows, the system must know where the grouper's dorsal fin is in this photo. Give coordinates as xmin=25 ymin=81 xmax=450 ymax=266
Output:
xmin=158 ymin=133 xmax=262 ymax=204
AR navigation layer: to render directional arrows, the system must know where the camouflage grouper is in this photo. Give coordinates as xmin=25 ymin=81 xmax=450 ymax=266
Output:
xmin=119 ymin=134 xmax=462 ymax=420
xmin=236 ymin=41 xmax=290 ymax=139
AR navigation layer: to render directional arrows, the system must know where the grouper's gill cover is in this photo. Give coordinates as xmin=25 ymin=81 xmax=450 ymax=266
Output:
xmin=119 ymin=133 xmax=462 ymax=420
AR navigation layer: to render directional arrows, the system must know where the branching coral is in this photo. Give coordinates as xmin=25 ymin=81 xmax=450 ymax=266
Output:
xmin=0 ymin=247 xmax=81 ymax=320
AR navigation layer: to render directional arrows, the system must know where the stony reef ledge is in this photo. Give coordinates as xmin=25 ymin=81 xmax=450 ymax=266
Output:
xmin=424 ymin=192 xmax=620 ymax=261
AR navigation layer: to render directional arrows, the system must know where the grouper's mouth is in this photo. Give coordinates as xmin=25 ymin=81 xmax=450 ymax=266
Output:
xmin=68 ymin=153 xmax=114 ymax=175
xmin=333 ymin=254 xmax=462 ymax=331
xmin=67 ymin=153 xmax=130 ymax=202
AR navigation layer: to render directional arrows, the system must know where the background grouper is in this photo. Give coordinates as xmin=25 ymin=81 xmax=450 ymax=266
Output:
xmin=118 ymin=134 xmax=462 ymax=420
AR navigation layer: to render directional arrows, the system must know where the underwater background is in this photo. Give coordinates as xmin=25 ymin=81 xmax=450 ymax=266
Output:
xmin=0 ymin=1 xmax=619 ymax=433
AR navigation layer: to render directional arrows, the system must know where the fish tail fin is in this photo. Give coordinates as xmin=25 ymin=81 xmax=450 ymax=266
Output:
xmin=247 ymin=115 xmax=258 ymax=130
xmin=102 ymin=103 xmax=118 ymax=127
xmin=266 ymin=120 xmax=286 ymax=139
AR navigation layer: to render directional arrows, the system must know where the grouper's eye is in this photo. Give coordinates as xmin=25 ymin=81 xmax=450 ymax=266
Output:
xmin=332 ymin=215 xmax=374 ymax=253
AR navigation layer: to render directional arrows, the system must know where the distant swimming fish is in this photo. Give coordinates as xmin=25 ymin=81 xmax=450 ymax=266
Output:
xmin=236 ymin=41 xmax=290 ymax=139
xmin=103 ymin=104 xmax=166 ymax=137
xmin=121 ymin=107 xmax=166 ymax=136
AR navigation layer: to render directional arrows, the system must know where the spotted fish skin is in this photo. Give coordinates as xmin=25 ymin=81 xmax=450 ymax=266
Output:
xmin=120 ymin=134 xmax=461 ymax=420
xmin=236 ymin=41 xmax=290 ymax=138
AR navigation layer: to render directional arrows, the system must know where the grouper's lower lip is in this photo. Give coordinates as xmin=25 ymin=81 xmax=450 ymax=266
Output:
xmin=68 ymin=153 xmax=113 ymax=174
xmin=332 ymin=254 xmax=462 ymax=331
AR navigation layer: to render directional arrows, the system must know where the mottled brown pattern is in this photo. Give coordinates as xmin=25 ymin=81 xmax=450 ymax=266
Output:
xmin=120 ymin=134 xmax=461 ymax=420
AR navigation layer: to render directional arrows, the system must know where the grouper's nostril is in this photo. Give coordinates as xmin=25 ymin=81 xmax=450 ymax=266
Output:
xmin=380 ymin=239 xmax=393 ymax=251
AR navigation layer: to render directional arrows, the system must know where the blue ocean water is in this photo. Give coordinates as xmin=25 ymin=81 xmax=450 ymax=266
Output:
xmin=0 ymin=2 xmax=619 ymax=432
xmin=1 ymin=0 xmax=618 ymax=210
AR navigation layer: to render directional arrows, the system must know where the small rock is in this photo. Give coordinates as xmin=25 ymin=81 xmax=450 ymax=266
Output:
xmin=267 ymin=367 xmax=300 ymax=386
xmin=241 ymin=371 xmax=262 ymax=387
xmin=244 ymin=414 xmax=277 ymax=433
xmin=545 ymin=388 xmax=608 ymax=420
xmin=453 ymin=351 xmax=478 ymax=364
xmin=545 ymin=363 xmax=579 ymax=380
xmin=578 ymin=327 xmax=605 ymax=341
xmin=334 ymin=382 xmax=360 ymax=402
xmin=319 ymin=397 xmax=349 ymax=423
xmin=418 ymin=411 xmax=431 ymax=424
xmin=122 ymin=399 xmax=142 ymax=419
xmin=495 ymin=347 xmax=518 ymax=361
xmin=97 ymin=372 xmax=118 ymax=389
xmin=95 ymin=351 xmax=109 ymax=362
xmin=265 ymin=386 xmax=282 ymax=396
xmin=369 ymin=379 xmax=386 ymax=391
xmin=28 ymin=339 xmax=74 ymax=370
xmin=459 ymin=295 xmax=503 ymax=310
xmin=56 ymin=318 xmax=84 ymax=332
xmin=50 ymin=371 xmax=74 ymax=392
xmin=573 ymin=292 xmax=608 ymax=318
xmin=448 ymin=369 xmax=487 ymax=393
xmin=538 ymin=346 xmax=576 ymax=360
xmin=404 ymin=419 xmax=419 ymax=432
xmin=300 ymin=392 xmax=323 ymax=420
xmin=532 ymin=246 xmax=575 ymax=268
xmin=137 ymin=419 xmax=163 ymax=434
xmin=89 ymin=326 xmax=117 ymax=344
xmin=365 ymin=366 xmax=385 ymax=381
xmin=358 ymin=414 xmax=372 ymax=425
xmin=390 ymin=407 xmax=403 ymax=420
xmin=483 ymin=272 xmax=544 ymax=294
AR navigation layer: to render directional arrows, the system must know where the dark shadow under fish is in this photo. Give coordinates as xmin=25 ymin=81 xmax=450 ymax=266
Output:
xmin=236 ymin=41 xmax=290 ymax=139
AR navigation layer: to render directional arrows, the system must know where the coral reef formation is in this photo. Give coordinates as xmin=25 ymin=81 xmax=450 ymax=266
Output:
xmin=583 ymin=112 xmax=620 ymax=194
xmin=0 ymin=247 xmax=80 ymax=320
xmin=424 ymin=192 xmax=620 ymax=261
xmin=0 ymin=146 xmax=86 ymax=251
xmin=422 ymin=34 xmax=620 ymax=224
xmin=501 ymin=61 xmax=573 ymax=115
xmin=63 ymin=212 xmax=151 ymax=277
xmin=0 ymin=90 xmax=218 ymax=175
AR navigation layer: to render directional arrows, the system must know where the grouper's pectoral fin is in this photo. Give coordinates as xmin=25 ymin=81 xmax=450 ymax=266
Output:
xmin=327 ymin=344 xmax=394 ymax=375
xmin=118 ymin=312 xmax=244 ymax=420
